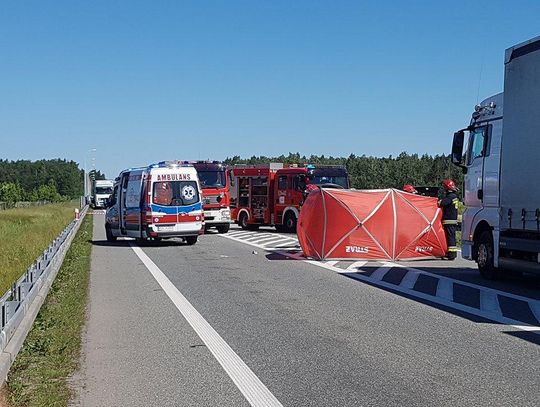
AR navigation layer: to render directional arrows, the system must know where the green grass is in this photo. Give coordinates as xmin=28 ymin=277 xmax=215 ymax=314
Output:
xmin=5 ymin=214 xmax=92 ymax=407
xmin=0 ymin=202 xmax=79 ymax=295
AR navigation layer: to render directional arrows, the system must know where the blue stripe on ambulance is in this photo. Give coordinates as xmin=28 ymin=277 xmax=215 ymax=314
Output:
xmin=150 ymin=203 xmax=203 ymax=214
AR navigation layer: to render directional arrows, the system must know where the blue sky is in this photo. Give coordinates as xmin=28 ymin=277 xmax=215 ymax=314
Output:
xmin=1 ymin=1 xmax=539 ymax=178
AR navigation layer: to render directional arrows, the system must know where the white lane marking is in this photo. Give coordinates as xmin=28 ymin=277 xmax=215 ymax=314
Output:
xmin=370 ymin=266 xmax=391 ymax=281
xmin=131 ymin=245 xmax=283 ymax=407
xmin=252 ymin=236 xmax=288 ymax=245
xmin=346 ymin=261 xmax=367 ymax=271
xmin=220 ymin=230 xmax=540 ymax=334
xmin=244 ymin=234 xmax=278 ymax=242
xmin=436 ymin=279 xmax=454 ymax=301
xmin=479 ymin=291 xmax=502 ymax=315
xmin=530 ymin=302 xmax=540 ymax=324
xmin=303 ymin=260 xmax=540 ymax=335
xmin=399 ymin=270 xmax=420 ymax=290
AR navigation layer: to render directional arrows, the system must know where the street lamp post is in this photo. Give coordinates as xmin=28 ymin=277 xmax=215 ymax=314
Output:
xmin=84 ymin=148 xmax=97 ymax=203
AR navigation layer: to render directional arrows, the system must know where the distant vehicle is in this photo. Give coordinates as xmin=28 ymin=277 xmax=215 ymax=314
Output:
xmin=191 ymin=161 xmax=231 ymax=234
xmin=91 ymin=179 xmax=114 ymax=209
xmin=229 ymin=163 xmax=350 ymax=232
xmin=451 ymin=36 xmax=540 ymax=278
xmin=105 ymin=161 xmax=203 ymax=244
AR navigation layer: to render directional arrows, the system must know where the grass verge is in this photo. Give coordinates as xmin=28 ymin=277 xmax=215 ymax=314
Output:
xmin=4 ymin=213 xmax=92 ymax=407
xmin=0 ymin=202 xmax=79 ymax=295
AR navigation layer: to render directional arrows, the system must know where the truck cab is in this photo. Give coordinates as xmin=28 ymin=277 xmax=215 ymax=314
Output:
xmin=92 ymin=179 xmax=114 ymax=209
xmin=452 ymin=94 xmax=503 ymax=277
xmin=192 ymin=161 xmax=231 ymax=234
xmin=451 ymin=36 xmax=540 ymax=278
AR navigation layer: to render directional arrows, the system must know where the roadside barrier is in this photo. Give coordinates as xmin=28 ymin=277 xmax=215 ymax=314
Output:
xmin=0 ymin=206 xmax=88 ymax=385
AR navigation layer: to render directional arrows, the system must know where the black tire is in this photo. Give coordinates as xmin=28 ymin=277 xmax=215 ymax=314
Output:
xmin=105 ymin=224 xmax=117 ymax=242
xmin=185 ymin=235 xmax=198 ymax=245
xmin=284 ymin=211 xmax=297 ymax=233
xmin=217 ymin=224 xmax=230 ymax=234
xmin=239 ymin=212 xmax=249 ymax=230
xmin=477 ymin=231 xmax=498 ymax=279
xmin=247 ymin=224 xmax=259 ymax=231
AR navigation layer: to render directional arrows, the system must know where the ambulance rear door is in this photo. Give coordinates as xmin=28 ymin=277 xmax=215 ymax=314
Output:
xmin=123 ymin=170 xmax=144 ymax=237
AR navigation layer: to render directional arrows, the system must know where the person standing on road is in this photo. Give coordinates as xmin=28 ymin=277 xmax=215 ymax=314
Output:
xmin=438 ymin=179 xmax=459 ymax=260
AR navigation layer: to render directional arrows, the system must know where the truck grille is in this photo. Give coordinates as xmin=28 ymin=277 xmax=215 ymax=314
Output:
xmin=203 ymin=195 xmax=221 ymax=205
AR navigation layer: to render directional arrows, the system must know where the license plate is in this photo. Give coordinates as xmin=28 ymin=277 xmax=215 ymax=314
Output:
xmin=158 ymin=225 xmax=175 ymax=232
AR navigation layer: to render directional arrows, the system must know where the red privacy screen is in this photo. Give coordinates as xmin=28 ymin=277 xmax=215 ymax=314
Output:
xmin=297 ymin=188 xmax=447 ymax=261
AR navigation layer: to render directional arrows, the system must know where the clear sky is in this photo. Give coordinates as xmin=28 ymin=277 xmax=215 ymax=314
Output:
xmin=1 ymin=1 xmax=539 ymax=178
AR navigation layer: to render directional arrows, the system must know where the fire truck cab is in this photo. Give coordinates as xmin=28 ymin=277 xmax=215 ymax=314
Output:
xmin=230 ymin=163 xmax=349 ymax=232
xmin=192 ymin=161 xmax=231 ymax=234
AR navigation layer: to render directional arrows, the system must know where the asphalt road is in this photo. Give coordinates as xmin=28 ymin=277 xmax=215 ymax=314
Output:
xmin=71 ymin=215 xmax=540 ymax=406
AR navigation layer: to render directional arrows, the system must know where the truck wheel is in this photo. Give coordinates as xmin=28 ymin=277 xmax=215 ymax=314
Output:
xmin=477 ymin=231 xmax=498 ymax=279
xmin=185 ymin=236 xmax=198 ymax=245
xmin=217 ymin=224 xmax=230 ymax=234
xmin=105 ymin=224 xmax=117 ymax=242
xmin=284 ymin=212 xmax=297 ymax=233
xmin=239 ymin=212 xmax=249 ymax=229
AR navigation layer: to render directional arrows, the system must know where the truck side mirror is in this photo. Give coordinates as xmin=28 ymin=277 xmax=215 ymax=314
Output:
xmin=451 ymin=130 xmax=467 ymax=173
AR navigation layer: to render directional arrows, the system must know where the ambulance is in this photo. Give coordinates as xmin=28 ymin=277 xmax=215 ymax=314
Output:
xmin=104 ymin=161 xmax=204 ymax=244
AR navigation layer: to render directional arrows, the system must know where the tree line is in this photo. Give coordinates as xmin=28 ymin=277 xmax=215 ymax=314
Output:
xmin=224 ymin=152 xmax=463 ymax=191
xmin=0 ymin=159 xmax=105 ymax=205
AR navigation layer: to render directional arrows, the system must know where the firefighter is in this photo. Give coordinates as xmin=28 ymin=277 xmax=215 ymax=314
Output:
xmin=438 ymin=179 xmax=459 ymax=260
xmin=403 ymin=184 xmax=417 ymax=194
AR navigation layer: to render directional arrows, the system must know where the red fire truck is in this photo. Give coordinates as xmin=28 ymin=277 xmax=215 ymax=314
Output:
xmin=191 ymin=161 xmax=231 ymax=234
xmin=229 ymin=163 xmax=350 ymax=232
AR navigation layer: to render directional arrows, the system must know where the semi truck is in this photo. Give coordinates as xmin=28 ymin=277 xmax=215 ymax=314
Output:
xmin=191 ymin=161 xmax=231 ymax=234
xmin=229 ymin=163 xmax=350 ymax=232
xmin=451 ymin=36 xmax=540 ymax=278
xmin=91 ymin=179 xmax=114 ymax=209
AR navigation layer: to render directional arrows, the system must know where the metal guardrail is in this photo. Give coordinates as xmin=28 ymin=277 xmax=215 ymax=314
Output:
xmin=0 ymin=205 xmax=88 ymax=384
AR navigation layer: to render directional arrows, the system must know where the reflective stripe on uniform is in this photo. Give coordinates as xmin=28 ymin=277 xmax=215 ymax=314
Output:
xmin=447 ymin=246 xmax=458 ymax=252
xmin=442 ymin=220 xmax=458 ymax=225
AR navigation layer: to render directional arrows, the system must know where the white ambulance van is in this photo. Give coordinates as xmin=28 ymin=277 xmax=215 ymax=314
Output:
xmin=105 ymin=161 xmax=204 ymax=244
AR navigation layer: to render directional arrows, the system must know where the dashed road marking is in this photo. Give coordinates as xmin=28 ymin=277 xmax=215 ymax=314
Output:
xmin=131 ymin=244 xmax=283 ymax=407
xmin=219 ymin=229 xmax=540 ymax=335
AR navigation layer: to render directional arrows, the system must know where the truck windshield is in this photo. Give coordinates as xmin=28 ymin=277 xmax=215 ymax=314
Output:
xmin=309 ymin=176 xmax=349 ymax=188
xmin=198 ymin=170 xmax=226 ymax=189
xmin=95 ymin=187 xmax=113 ymax=194
xmin=153 ymin=181 xmax=200 ymax=206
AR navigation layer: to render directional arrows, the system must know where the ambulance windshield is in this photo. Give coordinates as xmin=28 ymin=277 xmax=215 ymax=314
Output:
xmin=153 ymin=181 xmax=200 ymax=206
xmin=198 ymin=170 xmax=226 ymax=189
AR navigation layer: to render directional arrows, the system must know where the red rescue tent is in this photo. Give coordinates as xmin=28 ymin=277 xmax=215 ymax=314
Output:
xmin=297 ymin=188 xmax=447 ymax=260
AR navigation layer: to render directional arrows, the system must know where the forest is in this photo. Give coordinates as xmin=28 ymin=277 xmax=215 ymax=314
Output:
xmin=224 ymin=152 xmax=464 ymax=191
xmin=0 ymin=159 xmax=105 ymax=204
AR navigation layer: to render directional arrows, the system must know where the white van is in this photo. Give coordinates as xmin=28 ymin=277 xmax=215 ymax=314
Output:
xmin=105 ymin=161 xmax=204 ymax=244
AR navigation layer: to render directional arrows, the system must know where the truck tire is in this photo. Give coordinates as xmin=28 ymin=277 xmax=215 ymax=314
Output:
xmin=217 ymin=224 xmax=230 ymax=234
xmin=284 ymin=212 xmax=297 ymax=233
xmin=185 ymin=235 xmax=198 ymax=245
xmin=105 ymin=224 xmax=117 ymax=242
xmin=477 ymin=231 xmax=498 ymax=279
xmin=239 ymin=212 xmax=249 ymax=230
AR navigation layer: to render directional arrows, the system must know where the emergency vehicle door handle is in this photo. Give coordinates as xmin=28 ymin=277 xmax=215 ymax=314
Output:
xmin=477 ymin=189 xmax=483 ymax=200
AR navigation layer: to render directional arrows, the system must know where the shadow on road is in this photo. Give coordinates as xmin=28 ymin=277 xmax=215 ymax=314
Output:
xmin=88 ymin=239 xmax=190 ymax=247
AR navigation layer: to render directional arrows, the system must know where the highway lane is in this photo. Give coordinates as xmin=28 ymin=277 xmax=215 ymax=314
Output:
xmin=73 ymin=214 xmax=540 ymax=406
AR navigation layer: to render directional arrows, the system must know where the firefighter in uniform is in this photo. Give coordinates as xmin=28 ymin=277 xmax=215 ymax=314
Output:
xmin=438 ymin=179 xmax=459 ymax=260
xmin=403 ymin=184 xmax=418 ymax=194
